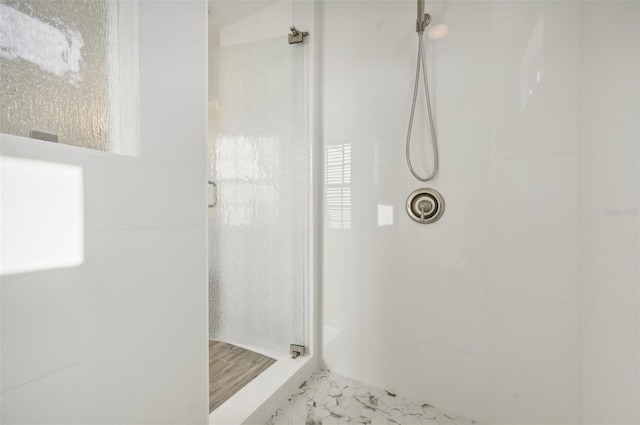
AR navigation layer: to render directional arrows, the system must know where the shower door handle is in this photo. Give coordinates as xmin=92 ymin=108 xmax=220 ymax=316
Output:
xmin=208 ymin=180 xmax=217 ymax=208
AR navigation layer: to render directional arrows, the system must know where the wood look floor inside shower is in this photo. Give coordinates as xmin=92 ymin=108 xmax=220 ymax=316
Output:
xmin=209 ymin=340 xmax=276 ymax=412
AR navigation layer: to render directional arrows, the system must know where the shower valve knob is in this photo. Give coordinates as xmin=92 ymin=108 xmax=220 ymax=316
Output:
xmin=406 ymin=188 xmax=444 ymax=224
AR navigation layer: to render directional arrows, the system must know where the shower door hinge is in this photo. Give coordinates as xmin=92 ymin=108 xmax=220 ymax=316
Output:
xmin=290 ymin=344 xmax=305 ymax=359
xmin=288 ymin=26 xmax=309 ymax=44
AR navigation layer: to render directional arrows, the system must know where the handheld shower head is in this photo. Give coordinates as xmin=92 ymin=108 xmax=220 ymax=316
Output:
xmin=407 ymin=0 xmax=439 ymax=182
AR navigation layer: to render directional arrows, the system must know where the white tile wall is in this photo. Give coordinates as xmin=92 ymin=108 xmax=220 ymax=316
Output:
xmin=0 ymin=1 xmax=209 ymax=423
xmin=320 ymin=1 xmax=639 ymax=424
xmin=419 ymin=343 xmax=491 ymax=423
xmin=579 ymin=3 xmax=640 ymax=423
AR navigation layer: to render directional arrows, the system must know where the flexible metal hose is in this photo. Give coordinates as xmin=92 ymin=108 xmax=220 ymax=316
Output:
xmin=406 ymin=32 xmax=439 ymax=182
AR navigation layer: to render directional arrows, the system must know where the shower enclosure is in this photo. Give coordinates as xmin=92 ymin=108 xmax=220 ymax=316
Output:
xmin=208 ymin=34 xmax=307 ymax=359
xmin=206 ymin=1 xmax=315 ymax=421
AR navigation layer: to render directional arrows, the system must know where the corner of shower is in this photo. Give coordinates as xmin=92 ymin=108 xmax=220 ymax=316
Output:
xmin=206 ymin=1 xmax=318 ymax=423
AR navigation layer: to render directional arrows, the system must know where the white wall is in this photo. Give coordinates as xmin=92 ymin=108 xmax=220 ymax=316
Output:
xmin=0 ymin=1 xmax=209 ymax=423
xmin=319 ymin=1 xmax=639 ymax=424
xmin=580 ymin=3 xmax=640 ymax=424
xmin=219 ymin=1 xmax=292 ymax=47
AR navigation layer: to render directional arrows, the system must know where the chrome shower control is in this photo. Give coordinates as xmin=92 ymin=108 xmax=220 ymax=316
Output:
xmin=406 ymin=188 xmax=444 ymax=224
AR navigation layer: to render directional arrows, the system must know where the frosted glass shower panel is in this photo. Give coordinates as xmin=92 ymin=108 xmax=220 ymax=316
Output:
xmin=0 ymin=0 xmax=137 ymax=155
xmin=209 ymin=36 xmax=307 ymax=355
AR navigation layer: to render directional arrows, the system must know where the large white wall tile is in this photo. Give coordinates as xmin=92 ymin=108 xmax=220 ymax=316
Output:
xmin=489 ymin=302 xmax=580 ymax=424
xmin=92 ymin=227 xmax=207 ymax=423
xmin=490 ymin=153 xmax=580 ymax=306
xmin=1 ymin=360 xmax=99 ymax=424
xmin=490 ymin=2 xmax=581 ymax=157
xmin=360 ymin=279 xmax=422 ymax=397
xmin=321 ymin=1 xmax=639 ymax=424
xmin=1 ymin=1 xmax=209 ymax=423
xmin=579 ymin=2 xmax=640 ymax=423
xmin=1 ymin=267 xmax=97 ymax=393
xmin=418 ymin=343 xmax=491 ymax=423
xmin=415 ymin=226 xmax=491 ymax=355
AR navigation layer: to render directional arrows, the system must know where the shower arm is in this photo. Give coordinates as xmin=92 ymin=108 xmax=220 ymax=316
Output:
xmin=416 ymin=0 xmax=431 ymax=33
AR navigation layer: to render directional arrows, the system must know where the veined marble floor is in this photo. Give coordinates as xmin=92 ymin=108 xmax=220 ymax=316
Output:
xmin=266 ymin=370 xmax=481 ymax=425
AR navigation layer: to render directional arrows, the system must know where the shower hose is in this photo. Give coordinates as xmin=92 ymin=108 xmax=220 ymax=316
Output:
xmin=406 ymin=31 xmax=439 ymax=182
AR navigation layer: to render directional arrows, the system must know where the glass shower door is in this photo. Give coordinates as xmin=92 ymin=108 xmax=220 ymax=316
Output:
xmin=208 ymin=35 xmax=308 ymax=357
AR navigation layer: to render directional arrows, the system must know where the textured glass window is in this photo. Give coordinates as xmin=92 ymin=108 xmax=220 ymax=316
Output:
xmin=0 ymin=0 xmax=137 ymax=155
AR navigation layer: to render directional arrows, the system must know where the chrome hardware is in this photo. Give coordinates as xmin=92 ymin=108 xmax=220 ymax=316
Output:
xmin=290 ymin=344 xmax=305 ymax=359
xmin=208 ymin=180 xmax=217 ymax=208
xmin=406 ymin=188 xmax=444 ymax=224
xmin=288 ymin=26 xmax=309 ymax=44
xmin=30 ymin=129 xmax=58 ymax=143
xmin=416 ymin=0 xmax=431 ymax=33
xmin=416 ymin=13 xmax=431 ymax=33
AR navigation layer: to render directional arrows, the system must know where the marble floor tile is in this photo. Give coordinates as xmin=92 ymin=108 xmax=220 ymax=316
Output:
xmin=266 ymin=370 xmax=482 ymax=425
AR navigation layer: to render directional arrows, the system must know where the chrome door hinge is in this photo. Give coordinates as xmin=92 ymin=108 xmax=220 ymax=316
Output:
xmin=288 ymin=26 xmax=309 ymax=44
xmin=290 ymin=344 xmax=305 ymax=359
